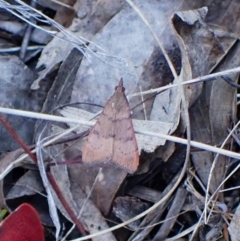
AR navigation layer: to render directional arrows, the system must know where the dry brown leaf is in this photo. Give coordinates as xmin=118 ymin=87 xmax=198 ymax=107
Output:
xmin=50 ymin=156 xmax=117 ymax=240
xmin=32 ymin=0 xmax=125 ymax=89
xmin=69 ymin=163 xmax=127 ymax=217
xmin=0 ymin=56 xmax=38 ymax=151
xmin=70 ymin=182 xmax=117 ymax=241
xmin=172 ymin=7 xmax=224 ymax=107
xmin=113 ymin=196 xmax=150 ymax=231
xmin=172 ymin=6 xmax=236 ymax=193
xmin=6 ymin=170 xmax=44 ymax=200
xmin=71 ymin=0 xmax=185 ymax=118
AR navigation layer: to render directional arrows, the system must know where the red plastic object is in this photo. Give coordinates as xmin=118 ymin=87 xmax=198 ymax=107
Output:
xmin=0 ymin=203 xmax=44 ymax=241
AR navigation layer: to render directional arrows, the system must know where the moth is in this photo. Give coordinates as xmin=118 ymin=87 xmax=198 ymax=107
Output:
xmin=83 ymin=79 xmax=139 ymax=173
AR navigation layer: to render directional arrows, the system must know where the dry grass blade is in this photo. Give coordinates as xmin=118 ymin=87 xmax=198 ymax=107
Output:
xmin=36 ymin=132 xmax=61 ymax=239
